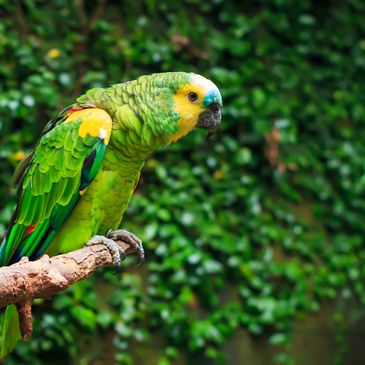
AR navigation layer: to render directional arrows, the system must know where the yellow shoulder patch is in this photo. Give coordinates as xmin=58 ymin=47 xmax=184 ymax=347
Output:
xmin=65 ymin=108 xmax=113 ymax=144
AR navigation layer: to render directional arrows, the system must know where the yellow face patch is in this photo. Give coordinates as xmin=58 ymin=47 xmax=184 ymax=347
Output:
xmin=65 ymin=108 xmax=112 ymax=144
xmin=167 ymin=74 xmax=220 ymax=144
xmin=167 ymin=84 xmax=205 ymax=143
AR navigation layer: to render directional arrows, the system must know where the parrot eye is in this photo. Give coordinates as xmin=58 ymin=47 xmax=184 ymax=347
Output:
xmin=187 ymin=92 xmax=199 ymax=103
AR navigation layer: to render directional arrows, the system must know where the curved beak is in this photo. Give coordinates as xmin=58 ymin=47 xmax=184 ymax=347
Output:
xmin=196 ymin=102 xmax=222 ymax=139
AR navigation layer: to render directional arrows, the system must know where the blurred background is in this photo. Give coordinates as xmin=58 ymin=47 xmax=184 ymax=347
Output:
xmin=1 ymin=0 xmax=365 ymax=364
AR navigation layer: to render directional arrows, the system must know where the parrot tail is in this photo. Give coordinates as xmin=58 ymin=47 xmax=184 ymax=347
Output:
xmin=0 ymin=305 xmax=21 ymax=359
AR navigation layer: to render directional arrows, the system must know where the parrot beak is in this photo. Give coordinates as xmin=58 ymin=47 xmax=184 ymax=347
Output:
xmin=196 ymin=102 xmax=222 ymax=139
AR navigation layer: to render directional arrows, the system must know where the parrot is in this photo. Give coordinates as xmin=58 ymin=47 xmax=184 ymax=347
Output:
xmin=0 ymin=71 xmax=222 ymax=358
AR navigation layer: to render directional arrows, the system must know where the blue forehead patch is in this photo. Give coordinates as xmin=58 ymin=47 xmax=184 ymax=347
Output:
xmin=202 ymin=89 xmax=223 ymax=108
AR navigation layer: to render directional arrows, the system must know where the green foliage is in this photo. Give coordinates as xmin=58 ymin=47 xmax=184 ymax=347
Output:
xmin=1 ymin=0 xmax=365 ymax=364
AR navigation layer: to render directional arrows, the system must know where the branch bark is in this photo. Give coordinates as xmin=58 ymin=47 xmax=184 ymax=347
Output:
xmin=0 ymin=239 xmax=135 ymax=340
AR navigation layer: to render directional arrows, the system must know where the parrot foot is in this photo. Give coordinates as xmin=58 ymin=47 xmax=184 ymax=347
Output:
xmin=107 ymin=229 xmax=145 ymax=266
xmin=87 ymin=235 xmax=126 ymax=269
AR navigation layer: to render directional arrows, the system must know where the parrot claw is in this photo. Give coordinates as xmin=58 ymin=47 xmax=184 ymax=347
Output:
xmin=86 ymin=235 xmax=126 ymax=269
xmin=106 ymin=229 xmax=145 ymax=266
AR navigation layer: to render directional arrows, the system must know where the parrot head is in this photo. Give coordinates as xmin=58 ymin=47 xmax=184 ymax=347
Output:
xmin=126 ymin=72 xmax=222 ymax=145
xmin=165 ymin=73 xmax=222 ymax=143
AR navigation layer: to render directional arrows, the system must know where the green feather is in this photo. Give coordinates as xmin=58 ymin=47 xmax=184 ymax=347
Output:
xmin=59 ymin=178 xmax=78 ymax=205
xmin=31 ymin=195 xmax=44 ymax=225
xmin=0 ymin=305 xmax=21 ymax=359
xmin=20 ymin=220 xmax=49 ymax=257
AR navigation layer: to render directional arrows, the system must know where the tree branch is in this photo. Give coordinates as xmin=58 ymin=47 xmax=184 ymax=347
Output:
xmin=0 ymin=239 xmax=135 ymax=340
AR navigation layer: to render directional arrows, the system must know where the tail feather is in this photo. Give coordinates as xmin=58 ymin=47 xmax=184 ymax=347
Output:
xmin=0 ymin=305 xmax=21 ymax=360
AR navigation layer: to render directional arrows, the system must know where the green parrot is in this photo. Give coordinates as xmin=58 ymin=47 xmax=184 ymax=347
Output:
xmin=0 ymin=72 xmax=222 ymax=358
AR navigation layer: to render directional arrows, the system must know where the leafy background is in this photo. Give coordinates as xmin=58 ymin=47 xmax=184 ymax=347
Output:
xmin=1 ymin=0 xmax=365 ymax=364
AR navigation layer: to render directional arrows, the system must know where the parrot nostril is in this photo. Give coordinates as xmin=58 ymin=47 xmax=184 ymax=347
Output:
xmin=209 ymin=102 xmax=220 ymax=113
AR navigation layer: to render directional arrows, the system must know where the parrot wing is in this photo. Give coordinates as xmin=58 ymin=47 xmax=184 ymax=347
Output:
xmin=0 ymin=106 xmax=112 ymax=265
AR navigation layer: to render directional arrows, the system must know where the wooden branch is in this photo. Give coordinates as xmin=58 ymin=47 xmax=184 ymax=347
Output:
xmin=0 ymin=240 xmax=136 ymax=340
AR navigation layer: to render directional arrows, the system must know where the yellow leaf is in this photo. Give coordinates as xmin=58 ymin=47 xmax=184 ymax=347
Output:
xmin=13 ymin=151 xmax=26 ymax=161
xmin=48 ymin=48 xmax=60 ymax=59
xmin=214 ymin=169 xmax=223 ymax=180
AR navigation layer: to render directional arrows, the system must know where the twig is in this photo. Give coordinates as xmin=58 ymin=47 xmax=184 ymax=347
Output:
xmin=14 ymin=0 xmax=30 ymax=39
xmin=0 ymin=239 xmax=135 ymax=340
xmin=16 ymin=300 xmax=33 ymax=341
xmin=265 ymin=127 xmax=298 ymax=173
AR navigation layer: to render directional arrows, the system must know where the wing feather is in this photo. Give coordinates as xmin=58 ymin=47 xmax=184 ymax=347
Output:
xmin=0 ymin=107 xmax=112 ymax=265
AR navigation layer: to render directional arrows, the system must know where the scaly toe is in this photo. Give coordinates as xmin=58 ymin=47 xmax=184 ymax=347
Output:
xmin=107 ymin=229 xmax=145 ymax=266
xmin=87 ymin=235 xmax=126 ymax=268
